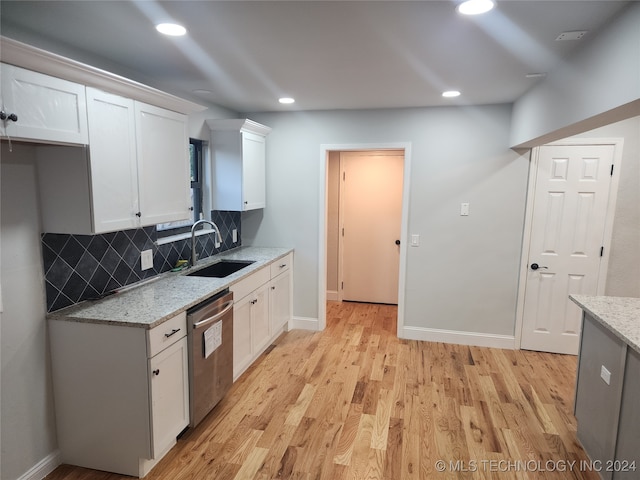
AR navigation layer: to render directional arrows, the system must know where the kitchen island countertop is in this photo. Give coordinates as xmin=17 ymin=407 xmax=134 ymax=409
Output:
xmin=570 ymin=295 xmax=640 ymax=354
xmin=48 ymin=246 xmax=293 ymax=329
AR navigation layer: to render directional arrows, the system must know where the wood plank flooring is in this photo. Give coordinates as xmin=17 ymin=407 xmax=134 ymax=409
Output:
xmin=46 ymin=301 xmax=600 ymax=480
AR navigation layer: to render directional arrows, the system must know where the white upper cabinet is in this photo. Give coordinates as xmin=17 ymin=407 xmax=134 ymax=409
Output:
xmin=206 ymin=119 xmax=271 ymax=211
xmin=1 ymin=63 xmax=88 ymax=144
xmin=135 ymin=102 xmax=191 ymax=226
xmin=38 ymin=88 xmax=190 ymax=234
xmin=86 ymin=87 xmax=140 ymax=232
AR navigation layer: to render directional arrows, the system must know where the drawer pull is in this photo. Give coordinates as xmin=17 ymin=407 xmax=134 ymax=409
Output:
xmin=279 ymin=264 xmax=287 ymax=268
xmin=153 ymin=369 xmax=160 ymax=376
xmin=164 ymin=328 xmax=181 ymax=338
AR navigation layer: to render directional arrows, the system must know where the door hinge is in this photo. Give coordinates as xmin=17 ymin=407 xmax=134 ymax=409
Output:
xmin=342 ymin=227 xmax=344 ymax=237
xmin=343 ymin=172 xmax=345 ymax=181
xmin=341 ymin=281 xmax=344 ymax=290
xmin=611 ymin=164 xmax=614 ymax=176
xmin=600 ymin=246 xmax=604 ymax=257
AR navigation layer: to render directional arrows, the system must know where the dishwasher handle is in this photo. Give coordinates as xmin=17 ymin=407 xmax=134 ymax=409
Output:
xmin=192 ymin=300 xmax=234 ymax=329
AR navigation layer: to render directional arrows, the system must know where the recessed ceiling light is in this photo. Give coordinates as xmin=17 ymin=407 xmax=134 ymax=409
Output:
xmin=457 ymin=0 xmax=495 ymax=15
xmin=279 ymin=97 xmax=295 ymax=104
xmin=156 ymin=23 xmax=187 ymax=36
xmin=442 ymin=90 xmax=461 ymax=98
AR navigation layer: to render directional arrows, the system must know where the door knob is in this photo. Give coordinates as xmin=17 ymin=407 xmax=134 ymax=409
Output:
xmin=395 ymin=240 xmax=401 ymax=245
xmin=530 ymin=263 xmax=548 ymax=270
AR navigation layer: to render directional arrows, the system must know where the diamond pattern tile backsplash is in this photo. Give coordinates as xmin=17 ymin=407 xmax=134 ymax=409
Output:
xmin=42 ymin=211 xmax=241 ymax=312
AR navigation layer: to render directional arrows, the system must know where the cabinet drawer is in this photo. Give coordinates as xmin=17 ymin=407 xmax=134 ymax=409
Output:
xmin=230 ymin=267 xmax=270 ymax=301
xmin=147 ymin=312 xmax=187 ymax=358
xmin=270 ymin=253 xmax=292 ymax=278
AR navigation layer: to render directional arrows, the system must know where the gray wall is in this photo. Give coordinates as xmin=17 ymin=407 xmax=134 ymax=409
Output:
xmin=244 ymin=105 xmax=529 ymax=336
xmin=1 ymin=143 xmax=58 ymax=480
xmin=510 ymin=2 xmax=640 ymax=148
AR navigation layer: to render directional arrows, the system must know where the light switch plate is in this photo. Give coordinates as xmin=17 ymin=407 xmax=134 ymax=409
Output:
xmin=600 ymin=365 xmax=611 ymax=385
xmin=411 ymin=234 xmax=420 ymax=247
xmin=141 ymin=249 xmax=153 ymax=271
xmin=232 ymin=228 xmax=238 ymax=243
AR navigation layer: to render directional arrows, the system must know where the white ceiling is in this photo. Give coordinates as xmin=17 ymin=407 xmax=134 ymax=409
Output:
xmin=0 ymin=1 xmax=634 ymax=113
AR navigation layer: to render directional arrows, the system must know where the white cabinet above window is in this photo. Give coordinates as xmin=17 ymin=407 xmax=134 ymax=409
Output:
xmin=206 ymin=119 xmax=271 ymax=212
xmin=0 ymin=63 xmax=88 ymax=144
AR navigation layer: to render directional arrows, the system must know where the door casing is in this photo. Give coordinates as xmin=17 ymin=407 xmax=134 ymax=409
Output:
xmin=318 ymin=142 xmax=412 ymax=334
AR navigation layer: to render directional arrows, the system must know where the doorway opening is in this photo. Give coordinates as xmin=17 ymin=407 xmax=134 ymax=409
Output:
xmin=319 ymin=142 xmax=412 ymax=334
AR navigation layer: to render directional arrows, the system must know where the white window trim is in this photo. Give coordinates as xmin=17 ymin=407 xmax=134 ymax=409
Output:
xmin=156 ymin=227 xmax=214 ymax=246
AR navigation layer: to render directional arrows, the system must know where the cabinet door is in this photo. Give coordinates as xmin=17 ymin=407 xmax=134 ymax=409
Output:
xmin=233 ymin=295 xmax=254 ymax=380
xmin=613 ymin=348 xmax=640 ymax=480
xmin=575 ymin=314 xmax=626 ymax=480
xmin=269 ymin=269 xmax=292 ymax=334
xmin=251 ymin=283 xmax=271 ymax=354
xmin=1 ymin=63 xmax=88 ymax=144
xmin=149 ymin=337 xmax=189 ymax=459
xmin=241 ymin=131 xmax=266 ymax=210
xmin=86 ymin=88 xmax=140 ymax=232
xmin=135 ymin=102 xmax=191 ymax=226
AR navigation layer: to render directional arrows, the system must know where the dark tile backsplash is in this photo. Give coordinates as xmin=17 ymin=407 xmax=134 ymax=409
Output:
xmin=42 ymin=210 xmax=241 ymax=312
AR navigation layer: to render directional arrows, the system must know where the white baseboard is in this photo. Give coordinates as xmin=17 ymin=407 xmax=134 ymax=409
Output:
xmin=18 ymin=450 xmax=61 ymax=480
xmin=401 ymin=326 xmax=516 ymax=350
xmin=289 ymin=316 xmax=319 ymax=331
xmin=326 ymin=290 xmax=339 ymax=301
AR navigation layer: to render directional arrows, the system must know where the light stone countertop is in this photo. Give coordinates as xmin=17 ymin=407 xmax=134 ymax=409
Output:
xmin=48 ymin=246 xmax=293 ymax=329
xmin=570 ymin=295 xmax=640 ymax=354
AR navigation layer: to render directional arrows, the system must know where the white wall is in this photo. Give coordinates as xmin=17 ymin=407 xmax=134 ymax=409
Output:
xmin=244 ymin=105 xmax=529 ymax=338
xmin=510 ymin=2 xmax=640 ymax=148
xmin=1 ymin=143 xmax=58 ymax=480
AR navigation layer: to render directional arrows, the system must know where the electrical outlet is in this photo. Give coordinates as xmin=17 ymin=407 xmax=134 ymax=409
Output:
xmin=141 ymin=249 xmax=153 ymax=271
xmin=600 ymin=365 xmax=611 ymax=385
xmin=461 ymin=202 xmax=470 ymax=216
xmin=232 ymin=228 xmax=238 ymax=243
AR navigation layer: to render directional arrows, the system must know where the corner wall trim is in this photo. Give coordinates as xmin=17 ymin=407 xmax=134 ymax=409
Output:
xmin=17 ymin=450 xmax=61 ymax=480
xmin=401 ymin=326 xmax=516 ymax=350
xmin=290 ymin=316 xmax=319 ymax=331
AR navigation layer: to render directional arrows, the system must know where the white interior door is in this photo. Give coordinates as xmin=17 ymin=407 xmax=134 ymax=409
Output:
xmin=520 ymin=144 xmax=617 ymax=355
xmin=340 ymin=151 xmax=403 ymax=304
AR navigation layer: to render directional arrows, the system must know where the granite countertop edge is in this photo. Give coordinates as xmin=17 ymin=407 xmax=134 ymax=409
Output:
xmin=48 ymin=246 xmax=293 ymax=329
xmin=570 ymin=294 xmax=640 ymax=354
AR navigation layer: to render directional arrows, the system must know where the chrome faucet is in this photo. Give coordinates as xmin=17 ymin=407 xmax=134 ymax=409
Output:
xmin=190 ymin=219 xmax=223 ymax=266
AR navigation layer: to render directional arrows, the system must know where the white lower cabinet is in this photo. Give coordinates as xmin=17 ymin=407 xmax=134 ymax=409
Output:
xmin=270 ymin=269 xmax=292 ymax=334
xmin=148 ymin=337 xmax=189 ymax=459
xmin=230 ymin=253 xmax=293 ymax=380
xmin=48 ymin=313 xmax=189 ymax=478
xmin=232 ymin=293 xmax=254 ymax=379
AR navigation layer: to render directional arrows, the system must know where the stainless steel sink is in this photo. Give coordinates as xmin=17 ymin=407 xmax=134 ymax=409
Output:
xmin=186 ymin=260 xmax=255 ymax=278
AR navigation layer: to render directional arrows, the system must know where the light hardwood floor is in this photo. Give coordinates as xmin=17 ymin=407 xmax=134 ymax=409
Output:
xmin=47 ymin=301 xmax=599 ymax=480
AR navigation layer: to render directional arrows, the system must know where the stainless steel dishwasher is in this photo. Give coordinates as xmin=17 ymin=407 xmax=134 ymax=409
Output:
xmin=187 ymin=289 xmax=234 ymax=428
